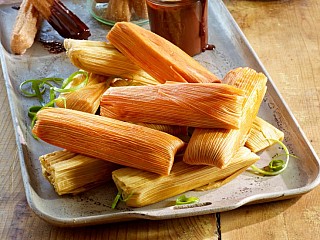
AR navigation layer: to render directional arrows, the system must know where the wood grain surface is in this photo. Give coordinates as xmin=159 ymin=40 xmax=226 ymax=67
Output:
xmin=222 ymin=0 xmax=320 ymax=239
xmin=1 ymin=0 xmax=320 ymax=239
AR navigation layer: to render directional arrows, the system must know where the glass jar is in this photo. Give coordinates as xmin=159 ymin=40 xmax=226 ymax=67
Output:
xmin=146 ymin=0 xmax=211 ymax=56
xmin=88 ymin=0 xmax=149 ymax=26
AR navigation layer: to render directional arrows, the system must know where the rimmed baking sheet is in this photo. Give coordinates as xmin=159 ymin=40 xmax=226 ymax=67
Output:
xmin=0 ymin=0 xmax=319 ymax=227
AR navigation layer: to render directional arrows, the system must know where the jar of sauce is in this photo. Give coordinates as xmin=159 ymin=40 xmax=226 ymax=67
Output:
xmin=146 ymin=0 xmax=212 ymax=56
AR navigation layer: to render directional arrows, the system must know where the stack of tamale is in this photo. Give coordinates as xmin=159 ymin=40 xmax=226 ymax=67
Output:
xmin=33 ymin=22 xmax=285 ymax=207
xmin=183 ymin=67 xmax=268 ymax=168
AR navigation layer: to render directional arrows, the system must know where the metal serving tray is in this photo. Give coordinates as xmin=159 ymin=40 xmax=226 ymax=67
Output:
xmin=1 ymin=0 xmax=319 ymax=227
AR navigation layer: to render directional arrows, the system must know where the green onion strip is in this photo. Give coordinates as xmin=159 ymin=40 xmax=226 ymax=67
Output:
xmin=250 ymin=139 xmax=296 ymax=176
xmin=19 ymin=71 xmax=89 ymax=130
xmin=111 ymin=191 xmax=134 ymax=209
xmin=111 ymin=192 xmax=122 ymax=209
xmin=175 ymin=195 xmax=199 ymax=205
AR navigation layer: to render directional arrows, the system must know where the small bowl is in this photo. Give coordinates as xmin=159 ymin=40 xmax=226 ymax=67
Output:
xmin=88 ymin=0 xmax=149 ymax=26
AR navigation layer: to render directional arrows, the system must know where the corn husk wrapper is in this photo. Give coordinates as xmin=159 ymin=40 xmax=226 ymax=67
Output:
xmin=137 ymin=123 xmax=188 ymax=138
xmin=100 ymin=83 xmax=245 ymax=129
xmin=193 ymin=166 xmax=249 ymax=191
xmin=184 ymin=67 xmax=267 ymax=168
xmin=64 ymin=39 xmax=158 ymax=85
xmin=107 ymin=22 xmax=221 ymax=84
xmin=40 ymin=150 xmax=120 ymax=195
xmin=32 ymin=108 xmax=185 ymax=175
xmin=56 ymin=73 xmax=111 ymax=114
xmin=195 ymin=118 xmax=284 ymax=190
xmin=110 ymin=78 xmax=146 ymax=87
xmin=112 ymin=147 xmax=259 ymax=207
xmin=245 ymin=117 xmax=284 ymax=153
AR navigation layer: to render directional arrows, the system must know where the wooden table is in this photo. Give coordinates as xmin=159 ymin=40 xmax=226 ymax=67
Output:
xmin=1 ymin=0 xmax=320 ymax=239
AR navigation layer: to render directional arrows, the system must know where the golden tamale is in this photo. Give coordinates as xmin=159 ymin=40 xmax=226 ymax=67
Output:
xmin=100 ymin=83 xmax=245 ymax=129
xmin=32 ymin=108 xmax=185 ymax=175
xmin=245 ymin=117 xmax=284 ymax=153
xmin=56 ymin=73 xmax=111 ymax=114
xmin=107 ymin=22 xmax=221 ymax=84
xmin=40 ymin=150 xmax=119 ymax=195
xmin=64 ymin=39 xmax=159 ymax=85
xmin=110 ymin=77 xmax=146 ymax=87
xmin=112 ymin=147 xmax=259 ymax=207
xmin=184 ymin=67 xmax=267 ymax=168
xmin=193 ymin=166 xmax=249 ymax=191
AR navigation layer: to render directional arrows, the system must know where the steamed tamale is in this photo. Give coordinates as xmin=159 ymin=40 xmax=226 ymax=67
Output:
xmin=100 ymin=83 xmax=245 ymax=129
xmin=112 ymin=147 xmax=259 ymax=207
xmin=245 ymin=117 xmax=284 ymax=153
xmin=56 ymin=73 xmax=111 ymax=114
xmin=107 ymin=22 xmax=221 ymax=84
xmin=64 ymin=39 xmax=159 ymax=85
xmin=40 ymin=150 xmax=119 ymax=195
xmin=110 ymin=77 xmax=146 ymax=87
xmin=184 ymin=67 xmax=267 ymax=168
xmin=32 ymin=108 xmax=185 ymax=175
xmin=193 ymin=166 xmax=249 ymax=191
xmin=137 ymin=123 xmax=188 ymax=138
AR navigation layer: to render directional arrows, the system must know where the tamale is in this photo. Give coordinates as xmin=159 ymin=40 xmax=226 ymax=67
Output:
xmin=40 ymin=150 xmax=119 ymax=195
xmin=137 ymin=123 xmax=188 ymax=138
xmin=107 ymin=22 xmax=221 ymax=84
xmin=56 ymin=73 xmax=111 ymax=114
xmin=184 ymin=67 xmax=267 ymax=168
xmin=112 ymin=147 xmax=259 ymax=207
xmin=64 ymin=39 xmax=158 ymax=85
xmin=194 ymin=166 xmax=249 ymax=191
xmin=32 ymin=108 xmax=185 ymax=175
xmin=110 ymin=78 xmax=146 ymax=87
xmin=100 ymin=83 xmax=245 ymax=129
xmin=245 ymin=117 xmax=284 ymax=153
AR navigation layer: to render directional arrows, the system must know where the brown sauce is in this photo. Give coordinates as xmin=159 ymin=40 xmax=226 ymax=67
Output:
xmin=11 ymin=6 xmax=20 ymax=10
xmin=147 ymin=0 xmax=213 ymax=56
xmin=48 ymin=0 xmax=91 ymax=40
xmin=39 ymin=39 xmax=66 ymax=54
